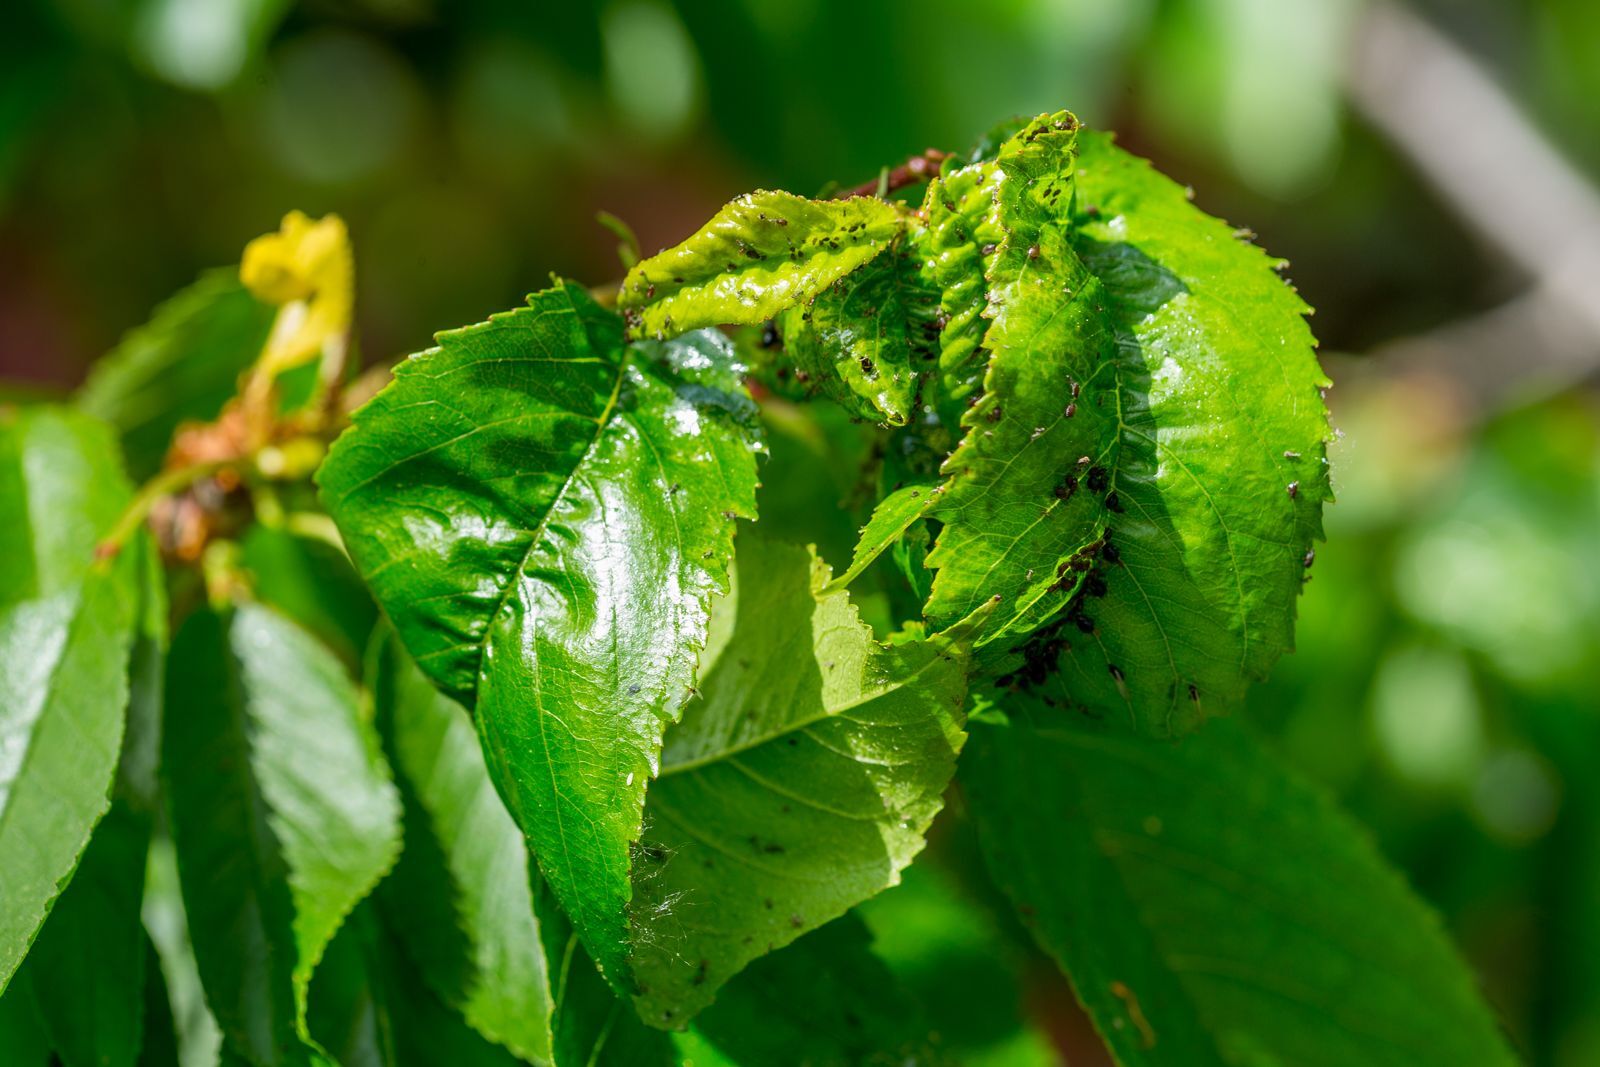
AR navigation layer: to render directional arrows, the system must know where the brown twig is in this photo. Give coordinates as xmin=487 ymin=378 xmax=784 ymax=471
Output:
xmin=839 ymin=149 xmax=952 ymax=200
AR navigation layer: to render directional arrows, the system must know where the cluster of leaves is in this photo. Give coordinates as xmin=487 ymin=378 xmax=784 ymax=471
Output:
xmin=0 ymin=112 xmax=1520 ymax=1066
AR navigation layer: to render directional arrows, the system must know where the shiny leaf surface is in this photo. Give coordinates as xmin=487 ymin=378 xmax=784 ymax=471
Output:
xmin=619 ymin=191 xmax=903 ymax=339
xmin=371 ymin=631 xmax=554 ymax=1062
xmin=630 ymin=534 xmax=982 ymax=1024
xmin=923 ymin=116 xmax=1329 ymax=734
xmin=0 ymin=407 xmax=143 ymax=993
xmin=778 ymin=245 xmax=937 ymax=426
xmin=319 ymin=284 xmax=761 ymax=991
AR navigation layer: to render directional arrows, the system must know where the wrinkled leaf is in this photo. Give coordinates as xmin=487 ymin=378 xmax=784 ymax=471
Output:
xmin=966 ymin=704 xmax=1518 ymax=1067
xmin=778 ymin=244 xmax=937 ymax=426
xmin=619 ymin=191 xmax=903 ymax=339
xmin=630 ymin=533 xmax=982 ymax=1024
xmin=320 ymin=284 xmax=760 ymax=990
xmin=162 ymin=604 xmax=401 ymax=1066
xmin=923 ymin=116 xmax=1328 ymax=734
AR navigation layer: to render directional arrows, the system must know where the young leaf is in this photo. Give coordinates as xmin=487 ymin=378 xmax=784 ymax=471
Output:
xmin=965 ymin=704 xmax=1519 ymax=1067
xmin=914 ymin=162 xmax=1003 ymax=409
xmin=923 ymin=115 xmax=1329 ymax=734
xmin=826 ymin=480 xmax=936 ymax=591
xmin=618 ymin=191 xmax=904 ymax=339
xmin=162 ymin=603 xmax=401 ymax=1066
xmin=692 ymin=915 xmax=939 ymax=1067
xmin=0 ymin=407 xmax=145 ymax=993
xmin=371 ymin=630 xmax=556 ymax=1062
xmin=75 ymin=271 xmax=276 ymax=479
xmin=319 ymin=283 xmax=761 ymax=990
xmin=777 ymin=244 xmax=938 ymax=426
xmin=628 ymin=533 xmax=984 ymax=1024
xmin=921 ymin=112 xmax=1121 ymax=645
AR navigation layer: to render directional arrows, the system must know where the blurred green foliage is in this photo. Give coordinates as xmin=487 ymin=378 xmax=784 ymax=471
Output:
xmin=2 ymin=0 xmax=1597 ymax=1063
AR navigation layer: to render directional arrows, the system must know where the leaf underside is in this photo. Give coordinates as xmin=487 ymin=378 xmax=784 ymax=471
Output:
xmin=966 ymin=703 xmax=1518 ymax=1067
xmin=629 ymin=533 xmax=980 ymax=1025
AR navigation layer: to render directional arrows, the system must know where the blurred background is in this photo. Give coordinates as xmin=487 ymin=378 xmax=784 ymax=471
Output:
xmin=2 ymin=0 xmax=1597 ymax=1063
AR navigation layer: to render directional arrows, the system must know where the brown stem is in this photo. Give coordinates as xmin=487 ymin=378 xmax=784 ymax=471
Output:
xmin=839 ymin=149 xmax=953 ymax=200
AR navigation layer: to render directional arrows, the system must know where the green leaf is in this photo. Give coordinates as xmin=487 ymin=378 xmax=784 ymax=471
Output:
xmin=0 ymin=967 xmax=51 ymax=1066
xmin=370 ymin=630 xmax=555 ymax=1062
xmin=826 ymin=480 xmax=936 ymax=591
xmin=965 ymin=705 xmax=1519 ymax=1067
xmin=536 ymin=878 xmax=677 ymax=1067
xmin=692 ymin=915 xmax=940 ymax=1067
xmin=0 ymin=407 xmax=144 ymax=993
xmin=240 ymin=524 xmax=378 ymax=672
xmin=138 ymin=932 xmax=182 ymax=1067
xmin=777 ymin=244 xmax=938 ymax=426
xmin=914 ymin=161 xmax=1003 ymax=413
xmin=319 ymin=283 xmax=760 ymax=991
xmin=373 ymin=626 xmax=676 ymax=1067
xmin=922 ymin=116 xmax=1329 ymax=734
xmin=76 ymin=270 xmax=275 ymax=479
xmin=628 ymin=533 xmax=983 ymax=1024
xmin=162 ymin=603 xmax=401 ymax=1066
xmin=618 ymin=191 xmax=904 ymax=339
xmin=28 ymin=803 xmax=150 ymax=1067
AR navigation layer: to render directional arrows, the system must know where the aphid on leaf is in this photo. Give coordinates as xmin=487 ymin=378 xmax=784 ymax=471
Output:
xmin=1286 ymin=481 xmax=1300 ymax=499
xmin=1063 ymin=402 xmax=1077 ymax=419
xmin=1087 ymin=466 xmax=1109 ymax=493
xmin=1105 ymin=491 xmax=1124 ymax=513
xmin=759 ymin=320 xmax=781 ymax=348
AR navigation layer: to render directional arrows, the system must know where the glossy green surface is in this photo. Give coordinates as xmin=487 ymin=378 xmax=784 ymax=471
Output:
xmin=76 ymin=270 xmax=276 ymax=478
xmin=319 ymin=282 xmax=761 ymax=993
xmin=619 ymin=191 xmax=903 ymax=339
xmin=778 ymin=244 xmax=937 ymax=426
xmin=923 ymin=118 xmax=1328 ymax=734
xmin=966 ymin=705 xmax=1518 ymax=1067
xmin=630 ymin=534 xmax=983 ymax=1024
xmin=0 ymin=407 xmax=143 ymax=994
xmin=825 ymin=480 xmax=936 ymax=591
xmin=162 ymin=604 xmax=401 ymax=1066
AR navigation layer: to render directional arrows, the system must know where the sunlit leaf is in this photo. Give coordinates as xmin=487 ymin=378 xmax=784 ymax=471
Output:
xmin=629 ymin=533 xmax=984 ymax=1023
xmin=320 ymin=284 xmax=760 ymax=990
xmin=618 ymin=191 xmax=903 ymax=339
xmin=0 ymin=408 xmax=145 ymax=993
